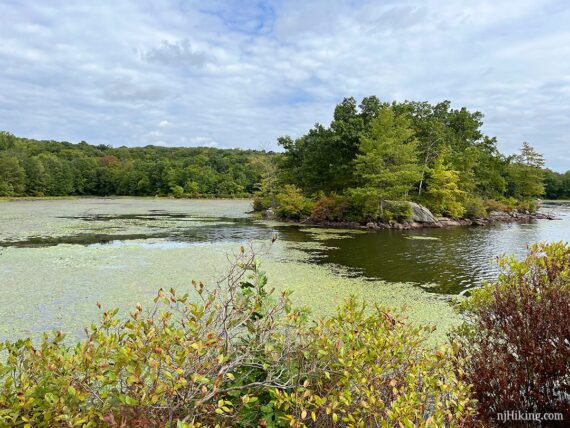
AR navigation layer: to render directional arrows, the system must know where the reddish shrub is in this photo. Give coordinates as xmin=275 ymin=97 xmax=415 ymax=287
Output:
xmin=309 ymin=193 xmax=351 ymax=222
xmin=453 ymin=242 xmax=570 ymax=426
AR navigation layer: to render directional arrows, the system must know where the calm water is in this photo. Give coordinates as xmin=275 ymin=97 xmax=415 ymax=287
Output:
xmin=1 ymin=199 xmax=569 ymax=296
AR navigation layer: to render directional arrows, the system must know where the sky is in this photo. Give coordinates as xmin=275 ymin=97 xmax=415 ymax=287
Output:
xmin=0 ymin=0 xmax=569 ymax=171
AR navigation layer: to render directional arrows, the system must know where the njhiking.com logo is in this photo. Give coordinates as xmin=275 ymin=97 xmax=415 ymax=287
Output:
xmin=497 ymin=410 xmax=564 ymax=423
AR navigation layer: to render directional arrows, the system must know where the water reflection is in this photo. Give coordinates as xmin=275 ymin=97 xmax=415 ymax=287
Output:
xmin=294 ymin=202 xmax=570 ymax=294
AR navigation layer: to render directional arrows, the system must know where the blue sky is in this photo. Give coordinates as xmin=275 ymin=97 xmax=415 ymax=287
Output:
xmin=0 ymin=0 xmax=569 ymax=171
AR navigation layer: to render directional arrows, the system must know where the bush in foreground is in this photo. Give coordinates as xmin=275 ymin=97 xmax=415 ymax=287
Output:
xmin=0 ymin=247 xmax=474 ymax=427
xmin=275 ymin=299 xmax=474 ymax=427
xmin=452 ymin=241 xmax=570 ymax=425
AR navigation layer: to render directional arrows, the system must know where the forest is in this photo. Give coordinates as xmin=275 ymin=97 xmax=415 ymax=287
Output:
xmin=1 ymin=98 xmax=569 ymax=207
xmin=254 ymin=97 xmax=570 ymax=222
xmin=0 ymin=131 xmax=273 ymax=198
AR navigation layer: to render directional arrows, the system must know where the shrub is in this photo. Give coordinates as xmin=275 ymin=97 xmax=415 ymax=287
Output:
xmin=462 ymin=195 xmax=487 ymax=219
xmin=452 ymin=242 xmax=570 ymax=424
xmin=274 ymin=185 xmax=311 ymax=220
xmin=484 ymin=197 xmax=518 ymax=213
xmin=171 ymin=185 xmax=185 ymax=198
xmin=309 ymin=194 xmax=352 ymax=222
xmin=347 ymin=187 xmax=380 ymax=221
xmin=253 ymin=194 xmax=272 ymax=212
xmin=184 ymin=181 xmax=200 ymax=197
xmin=344 ymin=190 xmax=413 ymax=223
xmin=515 ymin=198 xmax=539 ymax=213
xmin=0 ymin=248 xmax=307 ymax=427
xmin=274 ymin=298 xmax=475 ymax=427
xmin=0 ymin=246 xmax=478 ymax=427
xmin=381 ymin=200 xmax=412 ymax=222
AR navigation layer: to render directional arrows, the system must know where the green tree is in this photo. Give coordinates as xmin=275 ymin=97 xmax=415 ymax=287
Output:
xmin=22 ymin=157 xmax=48 ymax=196
xmin=38 ymin=153 xmax=74 ymax=195
xmin=0 ymin=131 xmax=16 ymax=151
xmin=507 ymin=142 xmax=545 ymax=199
xmin=353 ymin=107 xmax=421 ymax=200
xmin=274 ymin=185 xmax=309 ymax=219
xmin=424 ymin=154 xmax=465 ymax=218
xmin=0 ymin=155 xmax=26 ymax=196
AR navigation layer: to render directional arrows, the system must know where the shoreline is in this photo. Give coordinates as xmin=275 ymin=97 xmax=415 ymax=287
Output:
xmin=266 ymin=210 xmax=559 ymax=231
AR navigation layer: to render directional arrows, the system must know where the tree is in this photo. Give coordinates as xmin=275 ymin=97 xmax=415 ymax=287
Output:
xmin=0 ymin=155 xmax=26 ymax=196
xmin=424 ymin=153 xmax=465 ymax=218
xmin=507 ymin=142 xmax=545 ymax=199
xmin=274 ymin=185 xmax=309 ymax=219
xmin=545 ymin=170 xmax=570 ymax=199
xmin=171 ymin=185 xmax=184 ymax=198
xmin=37 ymin=153 xmax=74 ymax=195
xmin=0 ymin=131 xmax=271 ymax=198
xmin=22 ymin=157 xmax=48 ymax=196
xmin=0 ymin=131 xmax=16 ymax=151
xmin=353 ymin=107 xmax=421 ymax=200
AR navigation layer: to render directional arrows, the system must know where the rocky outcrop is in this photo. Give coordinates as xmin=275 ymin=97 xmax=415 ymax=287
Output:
xmin=268 ymin=201 xmax=558 ymax=231
xmin=408 ymin=202 xmax=439 ymax=224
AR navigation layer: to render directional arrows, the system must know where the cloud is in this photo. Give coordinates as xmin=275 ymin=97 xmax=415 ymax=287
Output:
xmin=142 ymin=39 xmax=213 ymax=68
xmin=0 ymin=0 xmax=569 ymax=171
xmin=103 ymin=78 xmax=172 ymax=102
xmin=189 ymin=136 xmax=218 ymax=147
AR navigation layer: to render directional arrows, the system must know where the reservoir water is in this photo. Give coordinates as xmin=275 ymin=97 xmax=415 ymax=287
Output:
xmin=1 ymin=198 xmax=568 ymax=341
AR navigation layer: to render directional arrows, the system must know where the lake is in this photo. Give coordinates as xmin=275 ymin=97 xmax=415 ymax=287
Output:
xmin=1 ymin=198 xmax=569 ymax=342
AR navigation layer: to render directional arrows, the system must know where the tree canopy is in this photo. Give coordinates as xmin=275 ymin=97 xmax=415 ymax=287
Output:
xmin=0 ymin=131 xmax=275 ymax=198
xmin=271 ymin=97 xmax=560 ymax=221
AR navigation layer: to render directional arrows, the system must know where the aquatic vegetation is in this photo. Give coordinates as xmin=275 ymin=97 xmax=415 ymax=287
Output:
xmin=0 ymin=237 xmax=460 ymax=344
xmin=3 ymin=198 xmax=568 ymax=341
xmin=0 ymin=249 xmax=475 ymax=427
xmin=301 ymin=227 xmax=366 ymax=241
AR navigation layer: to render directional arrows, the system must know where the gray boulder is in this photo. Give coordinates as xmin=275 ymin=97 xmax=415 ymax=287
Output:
xmin=408 ymin=202 xmax=438 ymax=223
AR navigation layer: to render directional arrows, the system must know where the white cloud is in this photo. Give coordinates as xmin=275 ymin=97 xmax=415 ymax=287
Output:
xmin=0 ymin=0 xmax=568 ymax=170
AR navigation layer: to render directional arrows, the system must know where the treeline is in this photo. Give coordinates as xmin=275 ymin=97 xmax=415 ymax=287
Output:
xmin=256 ymin=97 xmax=564 ymax=221
xmin=545 ymin=169 xmax=570 ymax=199
xmin=0 ymin=131 xmax=274 ymax=198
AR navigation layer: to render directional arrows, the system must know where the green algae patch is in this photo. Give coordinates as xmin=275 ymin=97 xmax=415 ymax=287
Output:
xmin=300 ymin=228 xmax=364 ymax=241
xmin=0 ymin=197 xmax=461 ymax=346
xmin=0 ymin=198 xmax=255 ymax=246
xmin=301 ymin=227 xmax=366 ymax=235
xmin=0 ymin=238 xmax=459 ymax=345
xmin=263 ymin=249 xmax=460 ymax=345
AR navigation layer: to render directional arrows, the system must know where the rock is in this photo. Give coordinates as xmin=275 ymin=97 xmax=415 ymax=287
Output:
xmin=408 ymin=202 xmax=438 ymax=224
xmin=488 ymin=210 xmax=512 ymax=222
xmin=264 ymin=208 xmax=276 ymax=220
xmin=366 ymin=222 xmax=379 ymax=230
xmin=438 ymin=218 xmax=462 ymax=227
